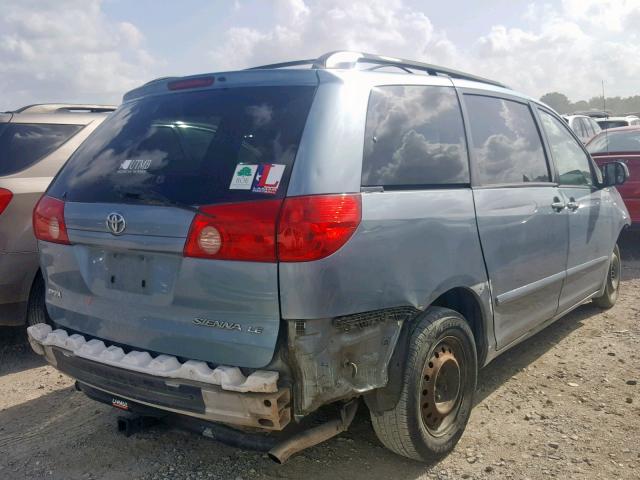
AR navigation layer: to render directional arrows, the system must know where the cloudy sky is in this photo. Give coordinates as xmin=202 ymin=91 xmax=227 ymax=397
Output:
xmin=1 ymin=0 xmax=639 ymax=111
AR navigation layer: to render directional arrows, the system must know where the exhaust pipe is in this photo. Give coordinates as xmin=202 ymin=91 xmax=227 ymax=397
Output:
xmin=268 ymin=400 xmax=358 ymax=464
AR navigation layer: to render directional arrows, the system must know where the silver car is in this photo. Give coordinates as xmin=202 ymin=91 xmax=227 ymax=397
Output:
xmin=563 ymin=114 xmax=602 ymax=144
xmin=0 ymin=104 xmax=114 ymax=327
xmin=27 ymin=52 xmax=630 ymax=463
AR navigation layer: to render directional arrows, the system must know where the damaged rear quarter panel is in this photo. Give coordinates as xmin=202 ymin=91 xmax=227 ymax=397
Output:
xmin=286 ymin=308 xmax=417 ymax=415
xmin=279 ymin=190 xmax=491 ymax=415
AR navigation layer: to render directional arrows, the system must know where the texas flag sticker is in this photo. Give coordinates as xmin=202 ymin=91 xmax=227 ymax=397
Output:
xmin=252 ymin=164 xmax=286 ymax=194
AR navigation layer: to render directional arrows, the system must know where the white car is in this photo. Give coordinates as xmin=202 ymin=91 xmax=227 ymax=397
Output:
xmin=596 ymin=115 xmax=640 ymax=130
xmin=563 ymin=114 xmax=602 ymax=144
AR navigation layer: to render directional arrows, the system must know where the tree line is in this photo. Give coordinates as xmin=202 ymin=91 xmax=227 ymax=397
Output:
xmin=539 ymin=92 xmax=640 ymax=116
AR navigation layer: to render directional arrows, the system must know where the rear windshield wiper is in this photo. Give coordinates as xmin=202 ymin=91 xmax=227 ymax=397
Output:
xmin=114 ymin=187 xmax=201 ymax=215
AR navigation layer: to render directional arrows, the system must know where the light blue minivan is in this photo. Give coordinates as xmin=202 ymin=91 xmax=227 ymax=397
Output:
xmin=28 ymin=51 xmax=630 ymax=463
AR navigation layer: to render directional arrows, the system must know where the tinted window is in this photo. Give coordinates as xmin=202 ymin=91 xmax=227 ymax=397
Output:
xmin=49 ymin=86 xmax=316 ymax=205
xmin=598 ymin=120 xmax=628 ymax=130
xmin=464 ymin=95 xmax=549 ymax=184
xmin=0 ymin=123 xmax=82 ymax=176
xmin=539 ymin=110 xmax=593 ymax=187
xmin=587 ymin=130 xmax=640 ymax=154
xmin=590 ymin=118 xmax=602 ymax=135
xmin=362 ymin=85 xmax=468 ymax=187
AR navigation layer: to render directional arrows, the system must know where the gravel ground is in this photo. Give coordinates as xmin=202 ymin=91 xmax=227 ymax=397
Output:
xmin=1 ymin=232 xmax=639 ymax=480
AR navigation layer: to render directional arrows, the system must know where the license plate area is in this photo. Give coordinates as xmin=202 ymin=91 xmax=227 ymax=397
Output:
xmin=106 ymin=252 xmax=151 ymax=294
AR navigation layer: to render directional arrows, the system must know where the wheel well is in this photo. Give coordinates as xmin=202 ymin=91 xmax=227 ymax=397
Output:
xmin=431 ymin=287 xmax=487 ymax=364
xmin=365 ymin=288 xmax=488 ymax=414
xmin=29 ymin=269 xmax=44 ymax=296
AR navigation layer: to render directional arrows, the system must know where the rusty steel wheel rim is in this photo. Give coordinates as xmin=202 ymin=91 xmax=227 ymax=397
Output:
xmin=420 ymin=336 xmax=466 ymax=436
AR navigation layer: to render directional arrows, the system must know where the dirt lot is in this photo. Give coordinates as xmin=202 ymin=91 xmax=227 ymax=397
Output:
xmin=1 ymin=233 xmax=639 ymax=480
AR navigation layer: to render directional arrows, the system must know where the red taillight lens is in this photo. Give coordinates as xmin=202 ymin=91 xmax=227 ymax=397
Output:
xmin=33 ymin=196 xmax=70 ymax=245
xmin=184 ymin=199 xmax=282 ymax=262
xmin=183 ymin=194 xmax=361 ymax=263
xmin=0 ymin=188 xmax=12 ymax=215
xmin=277 ymin=194 xmax=361 ymax=262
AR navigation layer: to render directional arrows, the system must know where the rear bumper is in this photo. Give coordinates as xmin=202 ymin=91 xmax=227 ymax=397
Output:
xmin=0 ymin=251 xmax=38 ymax=325
xmin=28 ymin=307 xmax=415 ymax=424
xmin=27 ymin=324 xmax=291 ymax=431
xmin=0 ymin=251 xmax=38 ymax=303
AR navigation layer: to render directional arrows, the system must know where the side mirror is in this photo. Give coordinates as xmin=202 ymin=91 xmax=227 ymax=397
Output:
xmin=601 ymin=161 xmax=629 ymax=187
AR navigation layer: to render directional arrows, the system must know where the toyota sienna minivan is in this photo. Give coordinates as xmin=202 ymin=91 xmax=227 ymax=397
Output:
xmin=28 ymin=51 xmax=630 ymax=463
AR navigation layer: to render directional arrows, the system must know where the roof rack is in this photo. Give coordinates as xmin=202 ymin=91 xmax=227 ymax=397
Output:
xmin=11 ymin=104 xmax=116 ymax=114
xmin=248 ymin=50 xmax=507 ymax=89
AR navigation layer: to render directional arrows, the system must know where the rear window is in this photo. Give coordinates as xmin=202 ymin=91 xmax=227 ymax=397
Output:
xmin=362 ymin=85 xmax=469 ymax=187
xmin=48 ymin=86 xmax=316 ymax=205
xmin=587 ymin=130 xmax=640 ymax=154
xmin=0 ymin=123 xmax=82 ymax=176
xmin=598 ymin=120 xmax=628 ymax=130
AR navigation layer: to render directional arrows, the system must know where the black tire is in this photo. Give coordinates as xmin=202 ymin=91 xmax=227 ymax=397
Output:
xmin=370 ymin=307 xmax=477 ymax=462
xmin=593 ymin=244 xmax=621 ymax=309
xmin=26 ymin=276 xmax=50 ymax=327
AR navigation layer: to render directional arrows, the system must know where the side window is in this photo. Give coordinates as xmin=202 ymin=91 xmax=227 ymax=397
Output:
xmin=362 ymin=85 xmax=468 ymax=187
xmin=538 ymin=110 xmax=594 ymax=187
xmin=574 ymin=118 xmax=586 ymax=138
xmin=464 ymin=95 xmax=549 ymax=185
xmin=0 ymin=123 xmax=83 ymax=176
xmin=578 ymin=118 xmax=591 ymax=138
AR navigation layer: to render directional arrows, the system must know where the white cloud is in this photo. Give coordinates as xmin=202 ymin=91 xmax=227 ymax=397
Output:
xmin=467 ymin=0 xmax=640 ymax=99
xmin=2 ymin=0 xmax=639 ymax=109
xmin=210 ymin=0 xmax=458 ymax=71
xmin=0 ymin=0 xmax=158 ymax=111
xmin=209 ymin=0 xmax=640 ymax=100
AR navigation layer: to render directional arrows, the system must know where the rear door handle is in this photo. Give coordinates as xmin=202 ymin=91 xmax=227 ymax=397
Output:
xmin=551 ymin=197 xmax=566 ymax=212
xmin=566 ymin=197 xmax=579 ymax=211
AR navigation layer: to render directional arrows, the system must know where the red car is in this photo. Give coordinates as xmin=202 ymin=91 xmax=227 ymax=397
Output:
xmin=587 ymin=126 xmax=640 ymax=227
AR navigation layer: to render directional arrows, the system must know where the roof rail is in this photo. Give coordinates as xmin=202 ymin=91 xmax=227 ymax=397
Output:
xmin=12 ymin=104 xmax=116 ymax=114
xmin=248 ymin=50 xmax=507 ymax=89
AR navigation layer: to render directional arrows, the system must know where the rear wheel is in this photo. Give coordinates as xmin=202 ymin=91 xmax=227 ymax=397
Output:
xmin=26 ymin=276 xmax=50 ymax=327
xmin=370 ymin=307 xmax=477 ymax=462
xmin=593 ymin=244 xmax=621 ymax=309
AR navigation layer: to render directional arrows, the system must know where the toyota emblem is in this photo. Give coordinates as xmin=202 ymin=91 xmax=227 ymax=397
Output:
xmin=106 ymin=212 xmax=126 ymax=235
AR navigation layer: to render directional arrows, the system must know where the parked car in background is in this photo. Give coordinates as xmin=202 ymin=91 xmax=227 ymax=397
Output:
xmin=587 ymin=125 xmax=640 ymax=227
xmin=573 ymin=110 xmax=611 ymax=119
xmin=26 ymin=51 xmax=630 ymax=463
xmin=563 ymin=114 xmax=602 ymax=144
xmin=596 ymin=115 xmax=640 ymax=130
xmin=0 ymin=104 xmax=115 ymax=327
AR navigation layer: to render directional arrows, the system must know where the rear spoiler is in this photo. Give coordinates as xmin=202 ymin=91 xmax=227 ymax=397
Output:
xmin=123 ymin=70 xmax=319 ymax=103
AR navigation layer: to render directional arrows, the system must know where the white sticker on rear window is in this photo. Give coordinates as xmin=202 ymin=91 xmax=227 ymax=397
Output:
xmin=229 ymin=164 xmax=258 ymax=190
xmin=251 ymin=164 xmax=286 ymax=194
xmin=117 ymin=159 xmax=153 ymax=173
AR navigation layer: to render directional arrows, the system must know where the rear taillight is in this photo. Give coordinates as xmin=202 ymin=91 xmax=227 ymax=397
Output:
xmin=0 ymin=188 xmax=12 ymax=215
xmin=33 ymin=196 xmax=70 ymax=245
xmin=183 ymin=194 xmax=362 ymax=263
xmin=184 ymin=199 xmax=282 ymax=262
xmin=277 ymin=194 xmax=361 ymax=262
